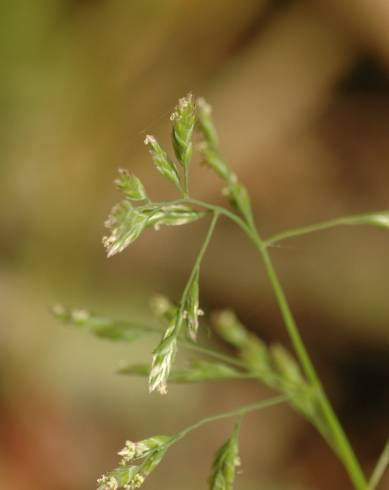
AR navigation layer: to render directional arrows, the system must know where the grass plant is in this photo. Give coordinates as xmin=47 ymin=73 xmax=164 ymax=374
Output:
xmin=54 ymin=94 xmax=388 ymax=490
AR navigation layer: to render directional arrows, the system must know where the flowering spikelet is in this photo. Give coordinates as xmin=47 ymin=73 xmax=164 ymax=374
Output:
xmin=197 ymin=97 xmax=253 ymax=222
xmin=97 ymin=475 xmax=119 ymax=490
xmin=209 ymin=422 xmax=241 ymax=490
xmin=98 ymin=436 xmax=171 ymax=490
xmin=125 ymin=473 xmax=144 ymax=489
xmin=102 ymin=202 xmax=148 ymax=257
xmin=144 ymin=134 xmax=180 ymax=189
xmin=171 ymin=93 xmax=195 ymax=168
xmin=114 ymin=169 xmax=146 ymax=201
xmin=147 ymin=205 xmax=203 ymax=228
xmin=197 ymin=97 xmax=230 ymax=181
xmin=102 ymin=202 xmax=203 ymax=257
xmin=196 ymin=97 xmax=218 ymax=147
xmin=148 ymin=316 xmax=179 ymax=394
xmin=117 ymin=436 xmax=171 ymax=465
xmin=183 ymin=267 xmax=203 ymax=341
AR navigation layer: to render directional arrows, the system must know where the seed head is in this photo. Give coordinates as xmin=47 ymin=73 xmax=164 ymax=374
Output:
xmin=97 ymin=475 xmax=119 ymax=490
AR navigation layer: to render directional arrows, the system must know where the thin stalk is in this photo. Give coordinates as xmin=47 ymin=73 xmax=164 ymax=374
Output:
xmin=180 ymin=340 xmax=247 ymax=369
xmin=265 ymin=211 xmax=389 ymax=245
xmin=172 ymin=394 xmax=288 ymax=443
xmin=248 ymin=226 xmax=368 ymax=490
xmin=369 ymin=439 xmax=389 ymax=490
xmin=186 ymin=198 xmax=368 ymax=488
xmin=183 ymin=168 xmax=190 ymax=198
xmin=186 ymin=198 xmax=253 ymax=238
xmin=157 ymin=197 xmax=250 ymax=238
xmin=109 ymin=321 xmax=247 ymax=370
xmin=174 ymin=211 xmax=220 ymax=338
xmin=142 ymin=195 xmax=368 ymax=488
xmin=161 ymin=210 xmax=219 ymax=354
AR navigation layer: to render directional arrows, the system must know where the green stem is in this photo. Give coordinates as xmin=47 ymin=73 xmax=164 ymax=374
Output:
xmin=265 ymin=211 xmax=389 ymax=245
xmin=184 ymin=168 xmax=190 ymax=197
xmin=108 ymin=320 xmax=247 ymax=370
xmin=144 ymin=194 xmax=369 ymax=488
xmin=172 ymin=394 xmax=288 ymax=443
xmin=187 ymin=197 xmax=368 ymax=488
xmin=179 ymin=211 xmax=219 ymax=307
xmin=155 ymin=197 xmax=249 ymax=238
xmin=248 ymin=226 xmax=368 ymax=490
xmin=180 ymin=340 xmax=247 ymax=369
xmin=369 ymin=439 xmax=389 ymax=490
xmin=186 ymin=198 xmax=253 ymax=238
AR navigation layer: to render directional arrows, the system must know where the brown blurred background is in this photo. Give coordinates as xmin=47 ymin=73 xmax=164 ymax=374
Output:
xmin=1 ymin=1 xmax=389 ymax=489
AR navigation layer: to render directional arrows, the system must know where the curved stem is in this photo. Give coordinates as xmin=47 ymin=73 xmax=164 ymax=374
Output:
xmin=180 ymin=340 xmax=247 ymax=369
xmin=186 ymin=198 xmax=253 ymax=238
xmin=108 ymin=320 xmax=247 ymax=370
xmin=172 ymin=394 xmax=289 ymax=443
xmin=265 ymin=211 xmax=389 ymax=245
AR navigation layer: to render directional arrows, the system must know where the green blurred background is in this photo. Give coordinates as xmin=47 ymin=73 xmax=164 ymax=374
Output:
xmin=1 ymin=1 xmax=389 ymax=489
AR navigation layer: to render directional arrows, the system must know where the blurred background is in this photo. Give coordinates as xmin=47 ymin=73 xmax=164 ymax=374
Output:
xmin=1 ymin=1 xmax=389 ymax=489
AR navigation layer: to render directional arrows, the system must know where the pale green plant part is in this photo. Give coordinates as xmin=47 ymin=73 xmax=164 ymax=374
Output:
xmin=183 ymin=266 xmax=202 ymax=341
xmin=369 ymin=439 xmax=389 ymax=490
xmin=209 ymin=422 xmax=241 ymax=490
xmin=144 ymin=134 xmax=181 ymax=190
xmin=115 ymin=169 xmax=147 ymax=201
xmin=171 ymin=93 xmax=195 ymax=169
xmin=102 ymin=197 xmax=203 ymax=258
xmin=148 ymin=314 xmax=178 ymax=395
xmin=97 ymin=435 xmax=170 ymax=490
xmin=54 ymin=95 xmax=389 ymax=490
xmin=118 ymin=359 xmax=247 ymax=383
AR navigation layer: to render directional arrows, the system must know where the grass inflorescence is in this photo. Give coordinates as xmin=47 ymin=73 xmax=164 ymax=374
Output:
xmin=53 ymin=94 xmax=389 ymax=490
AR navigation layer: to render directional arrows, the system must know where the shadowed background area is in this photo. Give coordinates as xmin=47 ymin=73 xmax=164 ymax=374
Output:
xmin=0 ymin=1 xmax=388 ymax=489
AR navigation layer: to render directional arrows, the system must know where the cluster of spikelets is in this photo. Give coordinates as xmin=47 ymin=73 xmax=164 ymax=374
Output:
xmin=100 ymin=94 xmax=254 ymax=400
xmin=54 ymin=300 xmax=321 ymax=490
xmin=54 ymin=94 xmax=389 ymax=490
xmin=91 ymin=94 xmax=252 ymax=490
xmin=96 ymin=436 xmax=170 ymax=490
xmin=95 ymin=425 xmax=241 ymax=490
xmin=102 ymin=94 xmax=253 ymax=260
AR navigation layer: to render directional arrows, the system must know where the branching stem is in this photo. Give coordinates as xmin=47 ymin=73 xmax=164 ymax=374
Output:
xmin=182 ymin=197 xmax=369 ymax=490
xmin=171 ymin=394 xmax=289 ymax=443
xmin=180 ymin=340 xmax=247 ymax=369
